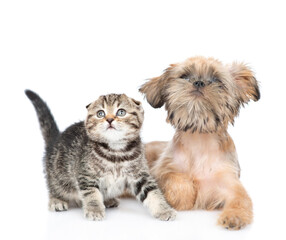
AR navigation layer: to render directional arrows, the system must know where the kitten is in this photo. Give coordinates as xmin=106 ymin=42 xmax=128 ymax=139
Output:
xmin=25 ymin=90 xmax=176 ymax=221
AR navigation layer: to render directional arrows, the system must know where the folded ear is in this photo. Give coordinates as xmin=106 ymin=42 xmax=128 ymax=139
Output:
xmin=229 ymin=62 xmax=260 ymax=103
xmin=130 ymin=98 xmax=144 ymax=113
xmin=139 ymin=65 xmax=175 ymax=108
xmin=86 ymin=103 xmax=92 ymax=109
xmin=131 ymin=98 xmax=141 ymax=106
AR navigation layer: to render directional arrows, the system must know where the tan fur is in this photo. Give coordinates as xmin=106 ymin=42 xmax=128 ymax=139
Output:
xmin=159 ymin=172 xmax=197 ymax=211
xmin=145 ymin=141 xmax=168 ymax=168
xmin=140 ymin=56 xmax=259 ymax=230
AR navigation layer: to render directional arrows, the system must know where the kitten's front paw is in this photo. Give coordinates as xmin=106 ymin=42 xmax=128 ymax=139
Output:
xmin=154 ymin=208 xmax=177 ymax=221
xmin=84 ymin=208 xmax=105 ymax=221
xmin=49 ymin=198 xmax=68 ymax=212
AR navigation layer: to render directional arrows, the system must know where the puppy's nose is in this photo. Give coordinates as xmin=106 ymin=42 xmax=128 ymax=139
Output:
xmin=193 ymin=81 xmax=205 ymax=88
xmin=106 ymin=118 xmax=114 ymax=124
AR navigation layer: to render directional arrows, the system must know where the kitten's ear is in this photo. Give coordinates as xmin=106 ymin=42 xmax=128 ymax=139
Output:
xmin=139 ymin=64 xmax=175 ymax=108
xmin=229 ymin=62 xmax=260 ymax=103
xmin=86 ymin=103 xmax=91 ymax=109
xmin=130 ymin=98 xmax=144 ymax=113
xmin=131 ymin=98 xmax=141 ymax=106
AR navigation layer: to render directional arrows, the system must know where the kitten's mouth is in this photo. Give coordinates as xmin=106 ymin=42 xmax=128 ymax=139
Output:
xmin=107 ymin=125 xmax=116 ymax=130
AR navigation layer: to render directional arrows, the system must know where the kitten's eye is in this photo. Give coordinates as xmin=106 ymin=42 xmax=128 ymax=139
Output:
xmin=97 ymin=110 xmax=105 ymax=118
xmin=116 ymin=109 xmax=126 ymax=117
xmin=180 ymin=74 xmax=189 ymax=80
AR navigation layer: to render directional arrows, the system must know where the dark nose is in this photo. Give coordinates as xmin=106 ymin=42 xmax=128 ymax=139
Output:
xmin=193 ymin=81 xmax=205 ymax=88
xmin=106 ymin=118 xmax=114 ymax=124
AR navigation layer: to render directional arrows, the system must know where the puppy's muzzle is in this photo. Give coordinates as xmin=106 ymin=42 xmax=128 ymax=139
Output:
xmin=193 ymin=81 xmax=205 ymax=88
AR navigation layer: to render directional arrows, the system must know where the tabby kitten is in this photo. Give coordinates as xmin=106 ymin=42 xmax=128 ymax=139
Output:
xmin=25 ymin=90 xmax=176 ymax=221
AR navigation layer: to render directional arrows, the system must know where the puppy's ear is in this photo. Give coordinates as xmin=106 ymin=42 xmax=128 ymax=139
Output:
xmin=229 ymin=62 xmax=260 ymax=103
xmin=139 ymin=65 xmax=175 ymax=108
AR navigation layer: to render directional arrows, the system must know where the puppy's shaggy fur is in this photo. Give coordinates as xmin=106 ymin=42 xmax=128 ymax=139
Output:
xmin=140 ymin=56 xmax=260 ymax=230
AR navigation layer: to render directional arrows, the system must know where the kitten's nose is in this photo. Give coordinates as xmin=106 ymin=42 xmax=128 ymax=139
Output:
xmin=106 ymin=118 xmax=114 ymax=124
xmin=193 ymin=81 xmax=205 ymax=88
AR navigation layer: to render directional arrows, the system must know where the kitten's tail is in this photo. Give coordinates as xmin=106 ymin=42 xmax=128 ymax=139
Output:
xmin=25 ymin=89 xmax=60 ymax=146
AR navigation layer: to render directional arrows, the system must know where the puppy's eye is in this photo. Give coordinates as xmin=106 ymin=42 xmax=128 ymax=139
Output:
xmin=211 ymin=78 xmax=226 ymax=89
xmin=180 ymin=74 xmax=189 ymax=80
xmin=211 ymin=77 xmax=221 ymax=83
xmin=97 ymin=110 xmax=105 ymax=118
xmin=116 ymin=109 xmax=126 ymax=117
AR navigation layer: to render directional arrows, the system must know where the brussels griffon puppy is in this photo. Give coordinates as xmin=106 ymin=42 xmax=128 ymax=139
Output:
xmin=139 ymin=56 xmax=260 ymax=230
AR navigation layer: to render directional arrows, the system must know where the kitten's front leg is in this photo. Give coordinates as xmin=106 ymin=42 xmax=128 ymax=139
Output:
xmin=132 ymin=174 xmax=177 ymax=221
xmin=77 ymin=175 xmax=105 ymax=221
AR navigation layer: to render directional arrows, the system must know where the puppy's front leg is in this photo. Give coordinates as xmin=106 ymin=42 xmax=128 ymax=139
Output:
xmin=132 ymin=174 xmax=176 ymax=221
xmin=160 ymin=172 xmax=197 ymax=211
xmin=218 ymin=181 xmax=253 ymax=230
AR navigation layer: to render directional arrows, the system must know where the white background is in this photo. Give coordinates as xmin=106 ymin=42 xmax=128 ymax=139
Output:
xmin=1 ymin=0 xmax=285 ymax=240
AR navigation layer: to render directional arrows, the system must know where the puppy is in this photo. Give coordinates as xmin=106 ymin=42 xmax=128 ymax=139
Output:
xmin=140 ymin=56 xmax=260 ymax=230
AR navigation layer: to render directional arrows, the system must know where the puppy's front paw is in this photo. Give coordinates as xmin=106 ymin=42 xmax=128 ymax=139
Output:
xmin=154 ymin=208 xmax=177 ymax=221
xmin=84 ymin=207 xmax=105 ymax=221
xmin=218 ymin=209 xmax=252 ymax=230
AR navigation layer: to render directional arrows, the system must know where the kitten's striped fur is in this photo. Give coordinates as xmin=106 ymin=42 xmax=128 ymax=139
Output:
xmin=25 ymin=90 xmax=176 ymax=221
